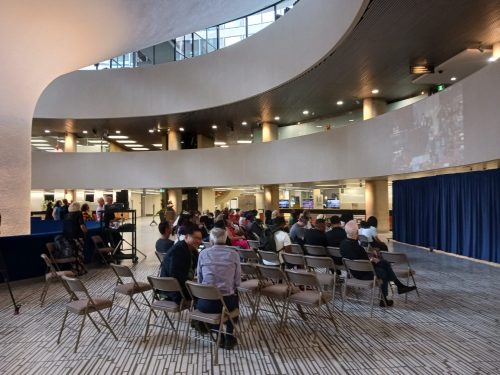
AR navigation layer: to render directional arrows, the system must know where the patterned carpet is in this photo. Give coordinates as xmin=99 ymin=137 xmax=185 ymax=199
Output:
xmin=1 ymin=218 xmax=499 ymax=374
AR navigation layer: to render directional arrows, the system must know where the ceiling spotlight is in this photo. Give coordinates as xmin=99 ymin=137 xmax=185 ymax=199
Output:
xmin=237 ymin=140 xmax=252 ymax=144
xmin=157 ymin=129 xmax=160 ymax=132
xmin=371 ymin=89 xmax=379 ymax=94
xmin=149 ymin=129 xmax=154 ymax=133
xmin=336 ymin=100 xmax=344 ymax=106
xmin=115 ymin=130 xmax=121 ymax=134
xmin=450 ymin=76 xmax=457 ymax=81
xmin=179 ymin=127 xmax=184 ymax=132
xmin=214 ymin=141 xmax=226 ymax=146
xmin=107 ymin=135 xmax=128 ymax=139
xmin=241 ymin=121 xmax=247 ymax=126
xmin=152 ymin=144 xmax=162 ymax=147
xmin=302 ymin=110 xmax=309 ymax=115
xmin=316 ymin=125 xmax=323 ymax=128
xmin=220 ymin=145 xmax=229 ymax=148
xmin=212 ymin=124 xmax=217 ymax=129
xmin=82 ymin=130 xmax=88 ymax=134
xmin=130 ymin=147 xmax=149 ymax=151
xmin=44 ymin=129 xmax=50 ymax=133
xmin=349 ymin=119 xmax=354 ymax=122
xmin=274 ymin=116 xmax=280 ymax=121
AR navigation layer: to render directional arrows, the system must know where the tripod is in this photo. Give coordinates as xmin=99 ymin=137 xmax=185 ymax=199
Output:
xmin=0 ymin=250 xmax=21 ymax=315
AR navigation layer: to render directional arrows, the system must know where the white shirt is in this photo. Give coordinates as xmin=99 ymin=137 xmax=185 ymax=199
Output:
xmin=263 ymin=230 xmax=291 ymax=266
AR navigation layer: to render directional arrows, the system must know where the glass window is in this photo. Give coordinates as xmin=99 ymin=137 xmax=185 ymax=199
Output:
xmin=184 ymin=33 xmax=193 ymax=58
xmin=219 ymin=18 xmax=246 ymax=48
xmin=175 ymin=37 xmax=185 ymax=60
xmin=247 ymin=7 xmax=274 ymax=37
xmin=193 ymin=30 xmax=207 ymax=57
xmin=207 ymin=26 xmax=218 ymax=52
xmin=276 ymin=0 xmax=296 ymax=18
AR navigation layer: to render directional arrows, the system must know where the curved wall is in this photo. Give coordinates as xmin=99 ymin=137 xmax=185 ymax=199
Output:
xmin=32 ymin=62 xmax=500 ymax=189
xmin=34 ymin=0 xmax=368 ymax=118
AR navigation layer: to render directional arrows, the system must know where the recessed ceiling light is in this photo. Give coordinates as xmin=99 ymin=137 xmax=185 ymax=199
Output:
xmin=450 ymin=76 xmax=457 ymax=81
xmin=302 ymin=110 xmax=309 ymax=115
xmin=31 ymin=139 xmax=48 ymax=143
xmin=179 ymin=127 xmax=184 ymax=132
xmin=126 ymin=144 xmax=143 ymax=147
xmin=349 ymin=119 xmax=354 ymax=122
xmin=115 ymin=130 xmax=121 ymax=134
xmin=130 ymin=147 xmax=149 ymax=151
xmin=220 ymin=145 xmax=229 ymax=148
xmin=107 ymin=135 xmax=128 ymax=139
xmin=241 ymin=121 xmax=247 ymax=126
xmin=214 ymin=141 xmax=226 ymax=146
xmin=371 ymin=89 xmax=379 ymax=94
xmin=421 ymin=91 xmax=425 ymax=95
xmin=116 ymin=140 xmax=137 ymax=144
xmin=82 ymin=130 xmax=88 ymax=134
xmin=88 ymin=140 xmax=108 ymax=144
xmin=156 ymin=129 xmax=160 ymax=133
xmin=149 ymin=129 xmax=154 ymax=133
xmin=44 ymin=130 xmax=50 ymax=133
xmin=336 ymin=100 xmax=344 ymax=106
xmin=274 ymin=116 xmax=280 ymax=121
xmin=152 ymin=144 xmax=162 ymax=147
xmin=57 ymin=139 xmax=65 ymax=143
xmin=316 ymin=125 xmax=323 ymax=128
xmin=237 ymin=140 xmax=252 ymax=144
xmin=181 ymin=141 xmax=184 ymax=144
xmin=488 ymin=56 xmax=498 ymax=62
xmin=212 ymin=124 xmax=217 ymax=129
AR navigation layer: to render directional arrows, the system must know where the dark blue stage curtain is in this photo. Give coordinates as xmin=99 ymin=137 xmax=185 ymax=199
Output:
xmin=393 ymin=169 xmax=500 ymax=263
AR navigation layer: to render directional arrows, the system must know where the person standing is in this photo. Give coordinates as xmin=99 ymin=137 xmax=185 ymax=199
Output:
xmin=52 ymin=200 xmax=62 ymax=220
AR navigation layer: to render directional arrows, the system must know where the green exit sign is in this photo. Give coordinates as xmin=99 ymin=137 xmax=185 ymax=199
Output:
xmin=436 ymin=84 xmax=445 ymax=92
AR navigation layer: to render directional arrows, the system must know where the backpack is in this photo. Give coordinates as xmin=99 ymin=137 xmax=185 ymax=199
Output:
xmin=259 ymin=226 xmax=281 ymax=253
xmin=53 ymin=235 xmax=76 ymax=258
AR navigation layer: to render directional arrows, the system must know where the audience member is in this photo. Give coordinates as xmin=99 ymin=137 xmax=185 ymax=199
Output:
xmin=44 ymin=202 xmax=54 ymax=220
xmin=225 ymin=215 xmax=249 ymax=249
xmin=81 ymin=203 xmax=92 ymax=221
xmin=196 ymin=228 xmax=241 ymax=349
xmin=95 ymin=197 xmax=105 ymax=222
xmin=326 ymin=216 xmax=346 ymax=247
xmin=156 ymin=221 xmax=174 ymax=254
xmin=366 ymin=216 xmax=389 ymax=251
xmin=52 ymin=200 xmax=62 ymax=220
xmin=60 ymin=199 xmax=70 ymax=220
xmin=340 ymin=220 xmax=415 ymax=307
xmin=289 ymin=215 xmax=307 ymax=245
xmin=340 ymin=213 xmax=354 ymax=227
xmin=304 ymin=218 xmax=328 ymax=248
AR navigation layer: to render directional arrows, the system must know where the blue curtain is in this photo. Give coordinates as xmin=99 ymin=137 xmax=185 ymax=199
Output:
xmin=393 ymin=169 xmax=500 ymax=263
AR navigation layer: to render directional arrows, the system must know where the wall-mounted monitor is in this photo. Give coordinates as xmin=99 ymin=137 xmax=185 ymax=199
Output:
xmin=44 ymin=194 xmax=55 ymax=202
xmin=302 ymin=198 xmax=314 ymax=209
xmin=279 ymin=199 xmax=290 ymax=209
xmin=84 ymin=193 xmax=95 ymax=202
xmin=326 ymin=198 xmax=340 ymax=208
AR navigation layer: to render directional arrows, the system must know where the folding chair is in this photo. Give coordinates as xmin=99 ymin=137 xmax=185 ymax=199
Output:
xmin=342 ymin=259 xmax=382 ymax=317
xmin=326 ymin=246 xmax=346 ymax=272
xmin=247 ymin=240 xmax=260 ymax=251
xmin=144 ymin=276 xmax=189 ymax=347
xmin=91 ymin=235 xmax=114 ymax=264
xmin=58 ymin=276 xmax=117 ymax=353
xmin=290 ymin=243 xmax=304 ymax=255
xmin=358 ymin=235 xmax=371 ymax=253
xmin=284 ymin=270 xmax=338 ymax=341
xmin=282 ymin=253 xmax=305 ymax=269
xmin=380 ymin=251 xmax=419 ymax=302
xmin=39 ymin=253 xmax=75 ymax=306
xmin=258 ymin=250 xmax=281 ymax=266
xmin=155 ymin=251 xmax=166 ymax=276
xmin=183 ymin=281 xmax=240 ymax=366
xmin=304 ymin=255 xmax=338 ymax=297
xmin=108 ymin=263 xmax=154 ymax=325
xmin=46 ymin=242 xmax=79 ymax=273
xmin=304 ymin=245 xmax=327 ymax=256
xmin=255 ymin=265 xmax=292 ymax=327
xmin=238 ymin=263 xmax=262 ymax=321
xmin=237 ymin=248 xmax=260 ymax=263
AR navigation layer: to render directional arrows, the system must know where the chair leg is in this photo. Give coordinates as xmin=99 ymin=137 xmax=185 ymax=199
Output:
xmin=370 ymin=285 xmax=376 ymax=318
xmin=140 ymin=292 xmax=158 ymax=317
xmin=75 ymin=313 xmax=87 ymax=353
xmin=108 ymin=291 xmax=117 ymax=318
xmin=163 ymin=311 xmax=175 ymax=330
xmin=341 ymin=283 xmax=346 ymax=312
xmin=412 ymin=274 xmax=420 ymax=297
xmin=57 ymin=310 xmax=69 ymax=344
xmin=214 ymin=319 xmax=224 ymax=366
xmin=143 ymin=308 xmax=153 ymax=341
xmin=87 ymin=313 xmax=101 ymax=333
xmin=279 ymin=300 xmax=289 ymax=329
xmin=325 ymin=301 xmax=338 ymax=333
xmin=124 ymin=297 xmax=132 ymax=326
xmin=40 ymin=281 xmax=50 ymax=306
xmin=182 ymin=314 xmax=191 ymax=353
xmin=96 ymin=310 xmax=118 ymax=340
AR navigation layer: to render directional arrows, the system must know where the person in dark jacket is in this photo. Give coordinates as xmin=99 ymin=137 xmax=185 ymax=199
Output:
xmin=304 ymin=218 xmax=328 ymax=248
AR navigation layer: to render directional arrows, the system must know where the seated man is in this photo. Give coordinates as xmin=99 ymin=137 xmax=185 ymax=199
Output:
xmin=340 ymin=220 xmax=415 ymax=307
xmin=289 ymin=215 xmax=307 ymax=245
xmin=155 ymin=220 xmax=174 ymax=254
xmin=326 ymin=215 xmax=347 ymax=247
xmin=197 ymin=228 xmax=241 ymax=350
xmin=304 ymin=218 xmax=328 ymax=248
xmin=160 ymin=226 xmax=202 ymax=304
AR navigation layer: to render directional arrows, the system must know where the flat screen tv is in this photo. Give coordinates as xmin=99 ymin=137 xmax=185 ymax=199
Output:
xmin=279 ymin=199 xmax=290 ymax=209
xmin=326 ymin=198 xmax=340 ymax=208
xmin=302 ymin=198 xmax=314 ymax=209
xmin=84 ymin=193 xmax=95 ymax=202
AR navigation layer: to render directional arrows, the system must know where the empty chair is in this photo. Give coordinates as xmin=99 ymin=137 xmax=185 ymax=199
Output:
xmin=144 ymin=276 xmax=189 ymax=347
xmin=109 ymin=263 xmax=154 ymax=325
xmin=237 ymin=248 xmax=260 ymax=263
xmin=238 ymin=263 xmax=262 ymax=321
xmin=380 ymin=251 xmax=419 ymax=302
xmin=183 ymin=281 xmax=240 ymax=366
xmin=91 ymin=235 xmax=114 ymax=264
xmin=290 ymin=243 xmax=304 ymax=255
xmin=304 ymin=255 xmax=338 ymax=296
xmin=258 ymin=250 xmax=281 ymax=266
xmin=255 ymin=265 xmax=291 ymax=327
xmin=40 ymin=253 xmax=75 ymax=306
xmin=247 ymin=240 xmax=260 ymax=251
xmin=282 ymin=253 xmax=305 ymax=269
xmin=284 ymin=270 xmax=338 ymax=341
xmin=304 ymin=245 xmax=327 ymax=256
xmin=342 ymin=259 xmax=382 ymax=317
xmin=58 ymin=276 xmax=117 ymax=353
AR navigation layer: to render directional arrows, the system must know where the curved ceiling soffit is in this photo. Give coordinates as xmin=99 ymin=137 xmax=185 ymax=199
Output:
xmin=34 ymin=0 xmax=369 ymax=119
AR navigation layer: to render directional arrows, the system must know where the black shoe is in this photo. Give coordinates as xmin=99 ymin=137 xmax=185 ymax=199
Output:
xmin=380 ymin=299 xmax=394 ymax=307
xmin=191 ymin=320 xmax=209 ymax=334
xmin=397 ymin=285 xmax=416 ymax=294
xmin=224 ymin=335 xmax=237 ymax=350
xmin=218 ymin=334 xmax=226 ymax=348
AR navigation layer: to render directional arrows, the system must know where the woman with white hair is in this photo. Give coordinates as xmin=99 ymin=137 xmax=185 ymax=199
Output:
xmin=61 ymin=202 xmax=88 ymax=274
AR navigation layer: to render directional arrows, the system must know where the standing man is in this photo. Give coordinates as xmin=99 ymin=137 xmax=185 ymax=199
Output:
xmin=95 ymin=197 xmax=105 ymax=222
xmin=197 ymin=227 xmax=241 ymax=350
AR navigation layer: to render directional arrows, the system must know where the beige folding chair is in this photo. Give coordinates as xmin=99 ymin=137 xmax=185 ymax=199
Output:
xmin=255 ymin=265 xmax=293 ymax=327
xmin=155 ymin=251 xmax=166 ymax=276
xmin=237 ymin=248 xmax=260 ymax=263
xmin=144 ymin=276 xmax=189 ymax=347
xmin=183 ymin=281 xmax=240 ymax=366
xmin=258 ymin=250 xmax=281 ymax=266
xmin=58 ymin=276 xmax=117 ymax=353
xmin=304 ymin=255 xmax=338 ymax=298
xmin=326 ymin=246 xmax=346 ymax=272
xmin=380 ymin=251 xmax=419 ymax=302
xmin=247 ymin=240 xmax=260 ymax=251
xmin=284 ymin=270 xmax=338 ymax=341
xmin=290 ymin=243 xmax=304 ymax=255
xmin=109 ymin=263 xmax=154 ymax=325
xmin=304 ymin=245 xmax=327 ymax=256
xmin=238 ymin=263 xmax=262 ymax=322
xmin=91 ymin=235 xmax=114 ymax=264
xmin=342 ymin=259 xmax=382 ymax=317
xmin=282 ymin=253 xmax=305 ymax=269
xmin=40 ymin=253 xmax=75 ymax=306
xmin=46 ymin=242 xmax=79 ymax=273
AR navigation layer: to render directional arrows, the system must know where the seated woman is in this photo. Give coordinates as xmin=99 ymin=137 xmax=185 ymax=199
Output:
xmin=366 ymin=216 xmax=388 ymax=251
xmin=81 ymin=203 xmax=93 ymax=221
xmin=224 ymin=215 xmax=249 ymax=249
xmin=358 ymin=220 xmax=374 ymax=246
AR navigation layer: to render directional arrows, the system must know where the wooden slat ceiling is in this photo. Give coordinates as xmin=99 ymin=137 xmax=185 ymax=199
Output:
xmin=32 ymin=0 xmax=500 ymax=149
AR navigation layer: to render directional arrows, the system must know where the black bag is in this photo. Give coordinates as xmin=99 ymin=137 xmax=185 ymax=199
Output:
xmin=53 ymin=235 xmax=76 ymax=258
xmin=260 ymin=226 xmax=280 ymax=253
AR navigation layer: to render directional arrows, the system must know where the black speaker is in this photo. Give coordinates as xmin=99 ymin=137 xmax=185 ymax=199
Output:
xmin=115 ymin=190 xmax=129 ymax=209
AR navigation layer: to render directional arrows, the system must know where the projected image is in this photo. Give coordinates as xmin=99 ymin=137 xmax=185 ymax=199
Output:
xmin=279 ymin=199 xmax=290 ymax=208
xmin=392 ymin=84 xmax=464 ymax=172
xmin=302 ymin=199 xmax=314 ymax=209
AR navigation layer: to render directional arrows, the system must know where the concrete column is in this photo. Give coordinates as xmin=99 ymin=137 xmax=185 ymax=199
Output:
xmin=141 ymin=189 xmax=146 ymax=217
xmin=168 ymin=189 xmax=182 ymax=214
xmin=313 ymin=188 xmax=323 ymax=209
xmin=365 ymin=180 xmax=390 ymax=233
xmin=109 ymin=142 xmax=125 ymax=152
xmin=198 ymin=188 xmax=215 ymax=212
xmin=64 ymin=133 xmax=76 ymax=152
xmin=264 ymin=184 xmax=279 ymax=211
xmin=161 ymin=134 xmax=168 ymax=150
xmin=197 ymin=134 xmax=214 ymax=148
xmin=363 ymin=98 xmax=387 ymax=120
xmin=262 ymin=122 xmax=278 ymax=142
xmin=168 ymin=130 xmax=181 ymax=150
xmin=493 ymin=42 xmax=500 ymax=61
xmin=255 ymin=191 xmax=264 ymax=212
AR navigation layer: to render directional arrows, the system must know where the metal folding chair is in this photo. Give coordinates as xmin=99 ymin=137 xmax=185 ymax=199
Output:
xmin=258 ymin=250 xmax=281 ymax=266
xmin=247 ymin=240 xmax=260 ymax=251
xmin=380 ymin=251 xmax=419 ymax=302
xmin=91 ymin=235 xmax=114 ymax=264
xmin=282 ymin=253 xmax=305 ymax=269
xmin=304 ymin=255 xmax=338 ymax=297
xmin=237 ymin=248 xmax=260 ymax=263
xmin=290 ymin=243 xmax=304 ymax=255
xmin=155 ymin=250 xmax=166 ymax=276
xmin=238 ymin=263 xmax=262 ymax=322
xmin=39 ymin=253 xmax=74 ymax=306
xmin=304 ymin=245 xmax=327 ymax=256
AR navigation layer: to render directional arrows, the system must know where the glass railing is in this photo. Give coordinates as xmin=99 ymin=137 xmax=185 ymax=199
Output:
xmin=81 ymin=0 xmax=298 ymax=70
